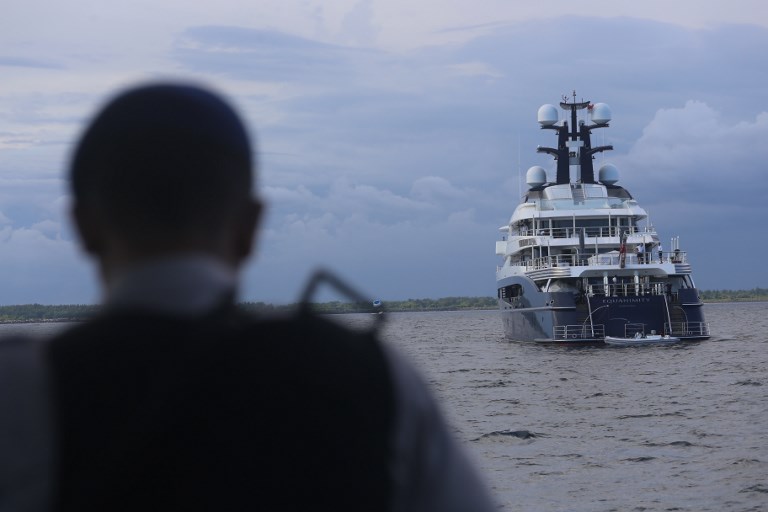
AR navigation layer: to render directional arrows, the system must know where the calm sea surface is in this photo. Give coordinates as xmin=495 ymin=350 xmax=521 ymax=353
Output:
xmin=2 ymin=302 xmax=766 ymax=511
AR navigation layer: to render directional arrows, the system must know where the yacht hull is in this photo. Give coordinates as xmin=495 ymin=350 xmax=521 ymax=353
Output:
xmin=497 ymin=277 xmax=709 ymax=343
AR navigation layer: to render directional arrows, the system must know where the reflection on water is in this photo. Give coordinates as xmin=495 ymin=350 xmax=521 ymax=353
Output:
xmin=0 ymin=321 xmax=73 ymax=339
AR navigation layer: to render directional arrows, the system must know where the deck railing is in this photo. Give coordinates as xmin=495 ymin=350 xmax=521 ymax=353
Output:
xmin=553 ymin=324 xmax=605 ymax=340
xmin=512 ymin=225 xmax=660 ymax=239
xmin=664 ymin=321 xmax=710 ymax=337
xmin=588 ymin=282 xmax=673 ymax=298
xmin=522 ymin=251 xmax=688 ymax=273
xmin=537 ymin=197 xmax=627 ymax=211
xmin=515 ymin=226 xmax=642 ymax=238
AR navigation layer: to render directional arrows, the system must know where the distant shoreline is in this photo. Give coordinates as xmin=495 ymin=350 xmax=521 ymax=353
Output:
xmin=702 ymin=298 xmax=768 ymax=303
xmin=0 ymin=294 xmax=765 ymax=324
xmin=0 ymin=298 xmax=500 ymax=323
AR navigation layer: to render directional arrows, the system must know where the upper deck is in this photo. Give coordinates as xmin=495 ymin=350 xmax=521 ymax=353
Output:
xmin=506 ymin=182 xmax=647 ymax=225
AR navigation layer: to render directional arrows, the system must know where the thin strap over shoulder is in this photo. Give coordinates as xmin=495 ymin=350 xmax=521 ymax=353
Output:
xmin=298 ymin=268 xmax=386 ymax=335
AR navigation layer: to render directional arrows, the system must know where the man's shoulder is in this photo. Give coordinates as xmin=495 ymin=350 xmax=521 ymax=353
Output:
xmin=240 ymin=310 xmax=380 ymax=345
xmin=52 ymin=306 xmax=365 ymax=333
xmin=229 ymin=310 xmax=392 ymax=375
xmin=55 ymin=306 xmax=372 ymax=338
xmin=48 ymin=307 xmax=388 ymax=367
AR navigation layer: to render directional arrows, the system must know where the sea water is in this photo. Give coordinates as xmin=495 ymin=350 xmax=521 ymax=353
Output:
xmin=374 ymin=302 xmax=768 ymax=512
xmin=2 ymin=302 xmax=766 ymax=511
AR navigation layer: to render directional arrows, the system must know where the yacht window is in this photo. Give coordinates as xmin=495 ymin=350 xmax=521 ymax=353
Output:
xmin=499 ymin=284 xmax=523 ymax=298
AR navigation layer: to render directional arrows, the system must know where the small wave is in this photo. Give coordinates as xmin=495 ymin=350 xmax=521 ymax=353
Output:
xmin=474 ymin=429 xmax=542 ymax=441
xmin=475 ymin=379 xmax=510 ymax=388
xmin=642 ymin=440 xmax=697 ymax=448
xmin=622 ymin=456 xmax=656 ymax=462
xmin=733 ymin=380 xmax=762 ymax=386
xmin=731 ymin=458 xmax=761 ymax=465
xmin=488 ymin=398 xmax=521 ymax=405
xmin=740 ymin=484 xmax=768 ymax=494
xmin=616 ymin=412 xmax=686 ymax=420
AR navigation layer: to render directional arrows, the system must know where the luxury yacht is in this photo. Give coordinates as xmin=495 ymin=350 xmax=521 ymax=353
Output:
xmin=495 ymin=92 xmax=710 ymax=343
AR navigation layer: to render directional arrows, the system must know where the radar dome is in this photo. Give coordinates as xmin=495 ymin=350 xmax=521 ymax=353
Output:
xmin=526 ymin=166 xmax=547 ymax=188
xmin=537 ymin=104 xmax=558 ymax=126
xmin=598 ymin=163 xmax=619 ymax=185
xmin=591 ymin=103 xmax=611 ymax=124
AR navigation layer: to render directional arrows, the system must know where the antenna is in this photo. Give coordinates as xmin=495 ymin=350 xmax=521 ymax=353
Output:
xmin=517 ymin=132 xmax=521 ymax=198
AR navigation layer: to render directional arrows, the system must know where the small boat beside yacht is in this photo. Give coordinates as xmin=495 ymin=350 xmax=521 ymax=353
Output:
xmin=604 ymin=323 xmax=681 ymax=346
xmin=604 ymin=334 xmax=681 ymax=346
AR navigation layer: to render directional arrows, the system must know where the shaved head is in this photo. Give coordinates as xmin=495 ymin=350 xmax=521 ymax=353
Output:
xmin=70 ymin=83 xmax=261 ymax=270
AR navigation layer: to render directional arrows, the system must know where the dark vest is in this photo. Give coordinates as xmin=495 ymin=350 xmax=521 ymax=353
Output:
xmin=46 ymin=308 xmax=395 ymax=511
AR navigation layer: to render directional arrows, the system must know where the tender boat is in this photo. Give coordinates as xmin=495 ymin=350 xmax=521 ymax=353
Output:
xmin=604 ymin=324 xmax=681 ymax=346
xmin=604 ymin=334 xmax=681 ymax=346
xmin=495 ymin=92 xmax=710 ymax=343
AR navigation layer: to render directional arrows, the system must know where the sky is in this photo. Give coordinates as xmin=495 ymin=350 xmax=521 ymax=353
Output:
xmin=1 ymin=0 xmax=767 ymax=305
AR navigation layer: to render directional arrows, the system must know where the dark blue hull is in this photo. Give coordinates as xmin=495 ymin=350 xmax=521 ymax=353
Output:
xmin=498 ymin=283 xmax=709 ymax=343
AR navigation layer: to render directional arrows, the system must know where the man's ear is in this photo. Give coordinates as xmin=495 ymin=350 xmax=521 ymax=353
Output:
xmin=233 ymin=197 xmax=264 ymax=264
xmin=71 ymin=202 xmax=105 ymax=256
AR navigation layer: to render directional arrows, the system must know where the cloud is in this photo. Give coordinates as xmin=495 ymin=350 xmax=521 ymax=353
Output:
xmin=245 ymin=205 xmax=497 ymax=303
xmin=339 ymin=0 xmax=379 ymax=46
xmin=0 ymin=224 xmax=94 ymax=304
xmin=175 ymin=25 xmax=378 ymax=84
xmin=443 ymin=61 xmax=504 ymax=79
xmin=615 ymin=100 xmax=768 ymax=205
xmin=264 ymin=178 xmax=434 ymax=230
xmin=0 ymin=57 xmax=63 ymax=69
xmin=410 ymin=176 xmax=467 ymax=202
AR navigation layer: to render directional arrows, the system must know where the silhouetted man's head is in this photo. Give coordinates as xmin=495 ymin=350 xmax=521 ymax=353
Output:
xmin=70 ymin=83 xmax=261 ymax=274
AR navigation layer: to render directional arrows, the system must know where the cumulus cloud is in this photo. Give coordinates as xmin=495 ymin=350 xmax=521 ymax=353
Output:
xmin=615 ymin=101 xmax=768 ymax=203
xmin=246 ymin=204 xmax=496 ymax=303
xmin=175 ymin=26 xmax=378 ymax=85
xmin=0 ymin=224 xmax=94 ymax=304
xmin=410 ymin=176 xmax=467 ymax=202
xmin=30 ymin=219 xmax=62 ymax=238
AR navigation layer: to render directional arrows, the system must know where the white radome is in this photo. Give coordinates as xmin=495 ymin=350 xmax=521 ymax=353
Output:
xmin=591 ymin=103 xmax=611 ymax=124
xmin=537 ymin=104 xmax=559 ymax=126
xmin=598 ymin=163 xmax=619 ymax=184
xmin=526 ymin=166 xmax=547 ymax=187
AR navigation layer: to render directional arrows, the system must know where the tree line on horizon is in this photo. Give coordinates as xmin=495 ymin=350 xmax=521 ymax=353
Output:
xmin=0 ymin=289 xmax=765 ymax=323
xmin=0 ymin=297 xmax=498 ymax=322
xmin=697 ymin=287 xmax=768 ymax=301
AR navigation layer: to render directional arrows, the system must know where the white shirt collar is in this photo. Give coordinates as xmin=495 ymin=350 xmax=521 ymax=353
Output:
xmin=105 ymin=254 xmax=238 ymax=316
